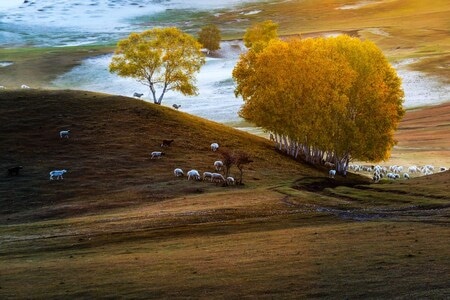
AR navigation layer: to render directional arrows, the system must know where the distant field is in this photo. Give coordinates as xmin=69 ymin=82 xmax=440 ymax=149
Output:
xmin=0 ymin=0 xmax=448 ymax=87
xmin=0 ymin=90 xmax=449 ymax=298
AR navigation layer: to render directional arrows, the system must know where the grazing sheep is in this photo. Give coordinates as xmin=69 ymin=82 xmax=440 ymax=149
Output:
xmin=386 ymin=172 xmax=400 ymax=180
xmin=211 ymin=172 xmax=226 ymax=183
xmin=210 ymin=142 xmax=219 ymax=152
xmin=151 ymin=151 xmax=165 ymax=159
xmin=328 ymin=169 xmax=336 ymax=179
xmin=0 ymin=85 xmax=5 ymax=89
xmin=226 ymin=176 xmax=235 ymax=185
xmin=372 ymin=172 xmax=380 ymax=182
xmin=203 ymin=171 xmax=213 ymax=181
xmin=21 ymin=84 xmax=30 ymax=89
xmin=214 ymin=160 xmax=223 ymax=171
xmin=133 ymin=92 xmax=144 ymax=98
xmin=161 ymin=139 xmax=174 ymax=147
xmin=423 ymin=164 xmax=434 ymax=171
xmin=49 ymin=169 xmax=67 ymax=180
xmin=173 ymin=168 xmax=184 ymax=177
xmin=187 ymin=169 xmax=201 ymax=181
xmin=422 ymin=165 xmax=434 ymax=175
xmin=403 ymin=173 xmax=410 ymax=179
xmin=408 ymin=166 xmax=419 ymax=173
xmin=7 ymin=166 xmax=23 ymax=176
xmin=439 ymin=167 xmax=448 ymax=172
xmin=172 ymin=104 xmax=181 ymax=110
xmin=59 ymin=130 xmax=70 ymax=138
xmin=373 ymin=165 xmax=383 ymax=175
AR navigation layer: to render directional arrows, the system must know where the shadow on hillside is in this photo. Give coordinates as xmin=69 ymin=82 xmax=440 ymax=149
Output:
xmin=293 ymin=176 xmax=369 ymax=193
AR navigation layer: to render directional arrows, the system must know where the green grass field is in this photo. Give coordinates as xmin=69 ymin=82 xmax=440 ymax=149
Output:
xmin=1 ymin=90 xmax=449 ymax=298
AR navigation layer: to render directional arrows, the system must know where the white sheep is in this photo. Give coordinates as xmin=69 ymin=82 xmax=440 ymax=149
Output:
xmin=328 ymin=169 xmax=336 ymax=178
xmin=210 ymin=142 xmax=219 ymax=152
xmin=21 ymin=84 xmax=30 ymax=89
xmin=203 ymin=171 xmax=213 ymax=181
xmin=423 ymin=164 xmax=435 ymax=172
xmin=151 ymin=151 xmax=165 ymax=159
xmin=439 ymin=167 xmax=447 ymax=172
xmin=226 ymin=176 xmax=235 ymax=185
xmin=214 ymin=160 xmax=223 ymax=171
xmin=49 ymin=169 xmax=67 ymax=180
xmin=173 ymin=168 xmax=184 ymax=177
xmin=211 ymin=172 xmax=225 ymax=183
xmin=59 ymin=130 xmax=70 ymax=138
xmin=408 ymin=166 xmax=419 ymax=173
xmin=386 ymin=172 xmax=399 ymax=179
xmin=187 ymin=170 xmax=201 ymax=181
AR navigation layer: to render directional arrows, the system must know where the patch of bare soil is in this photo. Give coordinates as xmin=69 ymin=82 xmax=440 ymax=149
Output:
xmin=390 ymin=102 xmax=450 ymax=167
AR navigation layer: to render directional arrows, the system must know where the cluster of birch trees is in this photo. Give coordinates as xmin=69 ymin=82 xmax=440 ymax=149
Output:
xmin=233 ymin=23 xmax=404 ymax=174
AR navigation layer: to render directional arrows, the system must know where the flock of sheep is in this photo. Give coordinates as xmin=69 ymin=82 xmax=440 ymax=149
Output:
xmin=347 ymin=163 xmax=448 ymax=182
xmin=6 ymin=130 xmax=236 ymax=186
xmin=151 ymin=141 xmax=235 ymax=186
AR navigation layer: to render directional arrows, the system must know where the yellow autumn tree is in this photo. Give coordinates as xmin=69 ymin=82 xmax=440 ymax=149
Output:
xmin=109 ymin=27 xmax=205 ymax=105
xmin=243 ymin=20 xmax=279 ymax=52
xmin=198 ymin=24 xmax=221 ymax=54
xmin=233 ymin=35 xmax=404 ymax=174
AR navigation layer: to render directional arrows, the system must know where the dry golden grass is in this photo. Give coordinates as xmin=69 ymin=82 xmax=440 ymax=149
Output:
xmin=386 ymin=102 xmax=450 ymax=167
xmin=0 ymin=90 xmax=449 ymax=298
xmin=1 ymin=1 xmax=449 ymax=297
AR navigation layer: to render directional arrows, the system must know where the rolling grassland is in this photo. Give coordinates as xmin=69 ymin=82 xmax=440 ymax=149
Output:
xmin=0 ymin=90 xmax=449 ymax=298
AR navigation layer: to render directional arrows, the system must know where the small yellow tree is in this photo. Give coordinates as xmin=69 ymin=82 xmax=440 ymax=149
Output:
xmin=198 ymin=24 xmax=221 ymax=54
xmin=109 ymin=27 xmax=205 ymax=105
xmin=243 ymin=20 xmax=279 ymax=52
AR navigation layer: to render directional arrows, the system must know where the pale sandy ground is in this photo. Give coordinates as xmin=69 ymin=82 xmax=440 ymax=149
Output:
xmin=390 ymin=102 xmax=450 ymax=169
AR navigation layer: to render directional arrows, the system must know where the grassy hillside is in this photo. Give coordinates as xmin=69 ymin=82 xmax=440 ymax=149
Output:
xmin=0 ymin=90 xmax=324 ymax=223
xmin=1 ymin=90 xmax=449 ymax=298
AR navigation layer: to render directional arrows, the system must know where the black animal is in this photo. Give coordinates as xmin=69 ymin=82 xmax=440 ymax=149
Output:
xmin=172 ymin=104 xmax=181 ymax=110
xmin=133 ymin=92 xmax=144 ymax=98
xmin=161 ymin=139 xmax=174 ymax=147
xmin=8 ymin=166 xmax=23 ymax=176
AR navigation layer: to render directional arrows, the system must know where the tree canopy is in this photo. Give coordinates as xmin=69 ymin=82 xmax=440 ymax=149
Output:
xmin=109 ymin=27 xmax=205 ymax=105
xmin=243 ymin=20 xmax=279 ymax=52
xmin=233 ymin=35 xmax=404 ymax=174
xmin=198 ymin=24 xmax=221 ymax=53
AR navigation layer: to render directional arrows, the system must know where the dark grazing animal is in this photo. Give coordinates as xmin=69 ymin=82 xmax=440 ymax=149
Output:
xmin=133 ymin=92 xmax=144 ymax=98
xmin=172 ymin=104 xmax=181 ymax=109
xmin=161 ymin=139 xmax=174 ymax=147
xmin=8 ymin=166 xmax=23 ymax=176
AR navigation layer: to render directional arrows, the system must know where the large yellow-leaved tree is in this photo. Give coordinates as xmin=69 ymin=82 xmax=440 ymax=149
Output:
xmin=233 ymin=35 xmax=404 ymax=174
xmin=109 ymin=27 xmax=205 ymax=105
